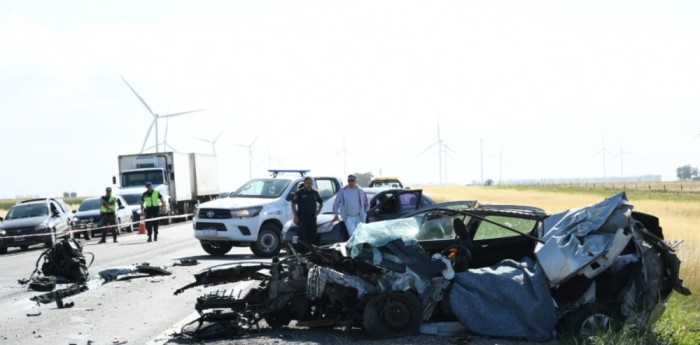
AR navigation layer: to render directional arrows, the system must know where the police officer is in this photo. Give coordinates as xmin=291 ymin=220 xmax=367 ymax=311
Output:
xmin=141 ymin=182 xmax=164 ymax=242
xmin=291 ymin=176 xmax=323 ymax=252
xmin=98 ymin=187 xmax=120 ymax=243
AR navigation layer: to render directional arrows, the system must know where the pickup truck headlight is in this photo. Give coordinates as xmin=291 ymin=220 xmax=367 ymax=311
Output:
xmin=35 ymin=223 xmax=49 ymax=231
xmin=0 ymin=230 xmax=6 ymax=236
xmin=230 ymin=206 xmax=262 ymax=218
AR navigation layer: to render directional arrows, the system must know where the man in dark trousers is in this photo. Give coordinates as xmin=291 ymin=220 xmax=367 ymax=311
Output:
xmin=141 ymin=182 xmax=164 ymax=242
xmin=291 ymin=176 xmax=323 ymax=252
xmin=98 ymin=186 xmax=120 ymax=243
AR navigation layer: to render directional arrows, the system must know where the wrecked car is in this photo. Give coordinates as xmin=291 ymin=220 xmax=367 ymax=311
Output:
xmin=174 ymin=192 xmax=690 ymax=341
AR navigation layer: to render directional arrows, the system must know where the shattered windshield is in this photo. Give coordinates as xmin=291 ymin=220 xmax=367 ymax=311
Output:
xmin=6 ymin=203 xmax=49 ymax=220
xmin=232 ymin=179 xmax=291 ymax=198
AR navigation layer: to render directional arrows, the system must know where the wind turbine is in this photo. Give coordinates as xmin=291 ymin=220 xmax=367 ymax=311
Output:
xmin=264 ymin=147 xmax=285 ymax=169
xmin=333 ymin=135 xmax=355 ymax=177
xmin=233 ymin=134 xmax=259 ymax=180
xmin=419 ymin=119 xmax=455 ymax=184
xmin=490 ymin=146 xmax=505 ymax=185
xmin=614 ymin=140 xmax=633 ymax=178
xmin=191 ymin=125 xmax=229 ymax=156
xmin=593 ymin=137 xmax=613 ymax=182
xmin=121 ymin=76 xmax=204 ymax=153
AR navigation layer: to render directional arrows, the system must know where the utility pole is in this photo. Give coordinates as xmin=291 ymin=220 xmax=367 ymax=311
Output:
xmin=480 ymin=139 xmax=484 ymax=184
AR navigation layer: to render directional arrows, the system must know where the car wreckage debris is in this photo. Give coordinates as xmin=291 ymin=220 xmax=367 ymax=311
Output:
xmin=98 ymin=263 xmax=172 ymax=282
xmin=19 ymin=238 xmax=93 ymax=292
xmin=172 ymin=193 xmax=691 ymax=342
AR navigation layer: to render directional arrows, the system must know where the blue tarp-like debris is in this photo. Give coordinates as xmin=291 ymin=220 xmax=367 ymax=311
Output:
xmin=448 ymin=257 xmax=557 ymax=342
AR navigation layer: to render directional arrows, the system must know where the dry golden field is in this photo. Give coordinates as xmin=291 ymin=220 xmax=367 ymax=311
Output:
xmin=419 ymin=185 xmax=700 ymax=293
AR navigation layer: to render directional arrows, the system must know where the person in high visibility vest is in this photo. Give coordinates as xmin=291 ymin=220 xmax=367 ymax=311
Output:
xmin=98 ymin=187 xmax=121 ymax=243
xmin=141 ymin=182 xmax=164 ymax=242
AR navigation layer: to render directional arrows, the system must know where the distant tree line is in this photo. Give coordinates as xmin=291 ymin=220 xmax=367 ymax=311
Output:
xmin=676 ymin=164 xmax=699 ymax=181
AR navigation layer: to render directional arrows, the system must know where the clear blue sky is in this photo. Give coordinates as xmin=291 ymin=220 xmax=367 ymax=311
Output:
xmin=1 ymin=1 xmax=699 ymax=198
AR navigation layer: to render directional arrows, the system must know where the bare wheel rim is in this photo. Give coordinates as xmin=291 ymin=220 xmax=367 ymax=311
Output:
xmin=259 ymin=230 xmax=278 ymax=252
xmin=580 ymin=313 xmax=611 ymax=336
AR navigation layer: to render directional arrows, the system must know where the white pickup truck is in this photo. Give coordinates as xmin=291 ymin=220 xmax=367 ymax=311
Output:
xmin=193 ymin=170 xmax=342 ymax=257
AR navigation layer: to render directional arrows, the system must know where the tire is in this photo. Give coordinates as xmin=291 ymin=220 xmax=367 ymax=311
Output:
xmin=363 ymin=292 xmax=422 ymax=339
xmin=0 ymin=246 xmax=7 ymax=254
xmin=559 ymin=302 xmax=621 ymax=336
xmin=83 ymin=230 xmax=91 ymax=241
xmin=250 ymin=224 xmax=282 ymax=258
xmin=264 ymin=311 xmax=292 ymax=329
xmin=200 ymin=240 xmax=233 ymax=256
xmin=20 ymin=245 xmax=29 ymax=250
xmin=125 ymin=216 xmax=134 ymax=232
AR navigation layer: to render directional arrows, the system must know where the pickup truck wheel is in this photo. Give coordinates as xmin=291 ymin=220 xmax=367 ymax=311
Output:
xmin=20 ymin=245 xmax=29 ymax=250
xmin=200 ymin=240 xmax=233 ymax=256
xmin=0 ymin=246 xmax=6 ymax=254
xmin=251 ymin=224 xmax=282 ymax=258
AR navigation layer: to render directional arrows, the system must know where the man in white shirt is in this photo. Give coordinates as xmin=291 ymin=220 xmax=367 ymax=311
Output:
xmin=332 ymin=174 xmax=369 ymax=237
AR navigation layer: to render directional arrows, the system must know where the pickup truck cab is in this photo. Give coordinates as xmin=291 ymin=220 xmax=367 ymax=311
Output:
xmin=193 ymin=169 xmax=342 ymax=257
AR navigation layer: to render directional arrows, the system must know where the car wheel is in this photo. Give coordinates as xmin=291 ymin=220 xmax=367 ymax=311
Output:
xmin=20 ymin=245 xmax=29 ymax=250
xmin=200 ymin=240 xmax=233 ymax=256
xmin=559 ymin=302 xmax=621 ymax=336
xmin=363 ymin=292 xmax=422 ymax=339
xmin=250 ymin=224 xmax=282 ymax=258
xmin=264 ymin=310 xmax=292 ymax=329
xmin=0 ymin=246 xmax=7 ymax=254
xmin=126 ymin=217 xmax=134 ymax=232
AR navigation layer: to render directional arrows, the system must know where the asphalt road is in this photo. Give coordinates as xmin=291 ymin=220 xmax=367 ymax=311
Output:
xmin=0 ymin=222 xmax=531 ymax=345
xmin=0 ymin=222 xmax=268 ymax=345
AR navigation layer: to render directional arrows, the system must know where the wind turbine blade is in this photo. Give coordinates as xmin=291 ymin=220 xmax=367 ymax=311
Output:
xmin=213 ymin=125 xmax=229 ymax=143
xmin=250 ymin=133 xmax=260 ymax=147
xmin=140 ymin=120 xmax=156 ymax=152
xmin=161 ymin=109 xmax=205 ymax=118
xmin=443 ymin=143 xmax=458 ymax=155
xmin=121 ymin=76 xmax=156 ymax=117
xmin=418 ymin=141 xmax=439 ymax=156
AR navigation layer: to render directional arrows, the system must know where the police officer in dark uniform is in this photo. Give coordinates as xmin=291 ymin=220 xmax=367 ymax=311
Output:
xmin=291 ymin=176 xmax=323 ymax=252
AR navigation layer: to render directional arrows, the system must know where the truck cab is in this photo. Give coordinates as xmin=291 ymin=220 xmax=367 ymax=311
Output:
xmin=193 ymin=169 xmax=342 ymax=257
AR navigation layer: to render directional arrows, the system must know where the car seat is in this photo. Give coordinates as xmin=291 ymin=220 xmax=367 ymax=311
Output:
xmin=453 ymin=218 xmax=474 ymax=253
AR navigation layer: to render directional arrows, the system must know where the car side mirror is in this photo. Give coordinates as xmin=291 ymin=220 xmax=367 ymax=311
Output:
xmin=286 ymin=192 xmax=295 ymax=202
xmin=72 ymin=210 xmax=77 ymax=214
xmin=119 ymin=205 xmax=126 ymax=210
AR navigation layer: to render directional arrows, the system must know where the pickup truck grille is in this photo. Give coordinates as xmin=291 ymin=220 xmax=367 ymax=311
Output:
xmin=197 ymin=208 xmax=232 ymax=219
xmin=194 ymin=222 xmax=228 ymax=231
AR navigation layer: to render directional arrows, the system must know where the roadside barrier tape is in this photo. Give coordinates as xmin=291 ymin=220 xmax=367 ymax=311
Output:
xmin=0 ymin=213 xmax=194 ymax=242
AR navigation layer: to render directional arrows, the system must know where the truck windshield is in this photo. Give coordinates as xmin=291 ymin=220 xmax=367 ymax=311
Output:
xmin=122 ymin=169 xmax=165 ymax=187
xmin=232 ymin=179 xmax=291 ymax=198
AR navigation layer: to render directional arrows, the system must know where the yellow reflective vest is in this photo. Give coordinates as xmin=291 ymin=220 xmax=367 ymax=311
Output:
xmin=143 ymin=190 xmax=161 ymax=208
xmin=100 ymin=195 xmax=117 ymax=213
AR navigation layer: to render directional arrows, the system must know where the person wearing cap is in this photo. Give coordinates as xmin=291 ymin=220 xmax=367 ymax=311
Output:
xmin=141 ymin=182 xmax=164 ymax=242
xmin=98 ymin=186 xmax=121 ymax=243
xmin=332 ymin=174 xmax=369 ymax=237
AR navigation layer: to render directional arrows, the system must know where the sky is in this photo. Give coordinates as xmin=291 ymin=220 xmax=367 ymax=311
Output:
xmin=1 ymin=1 xmax=699 ymax=198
